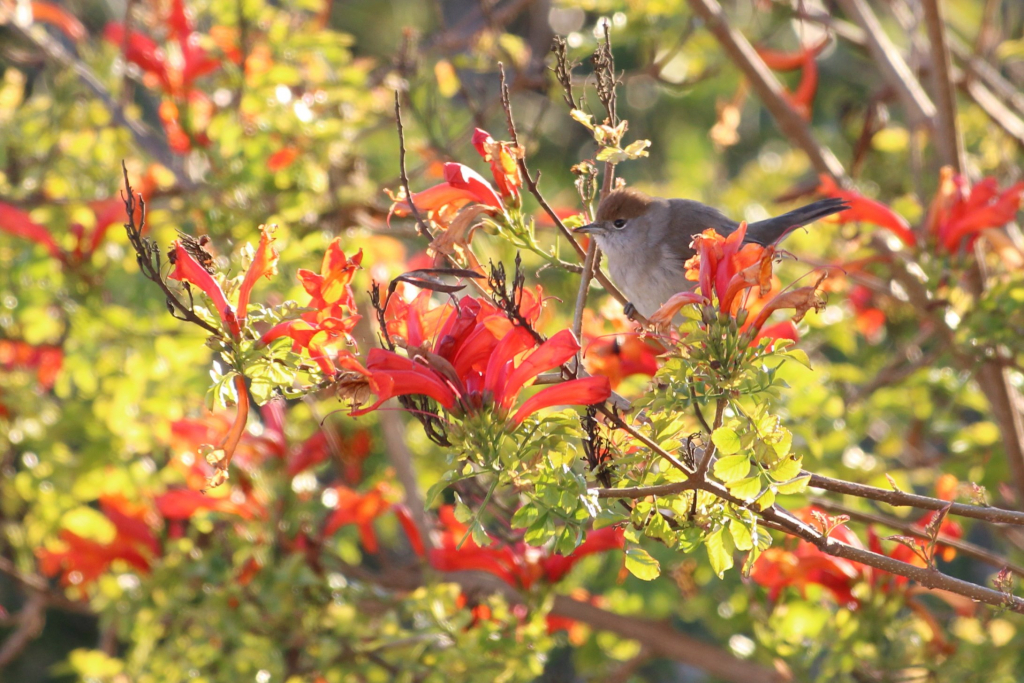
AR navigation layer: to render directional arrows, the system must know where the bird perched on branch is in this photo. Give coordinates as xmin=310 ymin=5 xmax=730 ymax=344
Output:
xmin=574 ymin=188 xmax=848 ymax=319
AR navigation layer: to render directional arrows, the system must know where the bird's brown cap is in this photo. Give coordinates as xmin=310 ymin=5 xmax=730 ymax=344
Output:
xmin=595 ymin=188 xmax=653 ymax=222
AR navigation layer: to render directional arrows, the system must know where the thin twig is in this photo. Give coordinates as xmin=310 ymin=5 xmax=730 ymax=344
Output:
xmin=394 ymin=92 xmax=432 ymax=239
xmin=835 ymin=0 xmax=937 ymax=129
xmin=807 ymin=472 xmax=1024 ymax=525
xmin=810 ymin=496 xmax=1024 ymax=577
xmin=921 ymin=0 xmax=966 ymax=175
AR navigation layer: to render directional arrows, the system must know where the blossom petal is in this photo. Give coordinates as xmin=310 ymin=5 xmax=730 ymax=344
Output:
xmin=510 ymin=376 xmax=610 ymax=426
xmin=236 ymin=225 xmax=278 ymax=323
xmin=168 ymin=242 xmax=237 ymax=335
xmin=500 ymin=329 xmax=581 ymax=408
xmin=0 ymin=202 xmax=64 ymax=261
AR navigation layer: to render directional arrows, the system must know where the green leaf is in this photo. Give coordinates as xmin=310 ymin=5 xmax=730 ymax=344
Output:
xmin=621 ymin=139 xmax=652 ymax=158
xmin=624 ymin=547 xmax=661 ymax=581
xmin=713 ymin=454 xmax=751 ymax=483
xmin=786 ymin=348 xmax=812 ymax=369
xmin=706 ymin=527 xmax=734 ymax=577
xmin=453 ymin=496 xmax=473 ymax=524
xmin=728 ymin=475 xmax=763 ymax=500
xmin=770 ymin=454 xmax=803 ymax=481
xmin=712 ymin=427 xmax=742 ymax=455
xmin=728 ymin=517 xmax=754 ymax=551
xmin=510 ymin=504 xmax=540 ymax=529
xmin=775 ymin=475 xmax=811 ymax=495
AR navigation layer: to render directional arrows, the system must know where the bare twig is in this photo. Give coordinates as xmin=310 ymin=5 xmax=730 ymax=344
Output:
xmin=810 ymin=496 xmax=1024 ymax=577
xmin=921 ymin=0 xmax=966 ymax=174
xmin=394 ymin=92 xmax=432 ymax=239
xmin=120 ymin=162 xmax=222 ymax=336
xmin=835 ymin=0 xmax=937 ymax=129
xmin=0 ymin=592 xmax=46 ymax=669
xmin=685 ymin=0 xmax=848 ymax=182
xmin=807 ymin=472 xmax=1024 ymax=525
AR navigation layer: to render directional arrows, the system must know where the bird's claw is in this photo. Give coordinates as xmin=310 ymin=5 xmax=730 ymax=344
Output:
xmin=623 ymin=302 xmax=639 ymax=321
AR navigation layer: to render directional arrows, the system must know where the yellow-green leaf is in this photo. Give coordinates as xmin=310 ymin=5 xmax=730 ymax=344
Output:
xmin=624 ymin=547 xmax=661 ymax=580
xmin=712 ymin=427 xmax=742 ymax=455
xmin=713 ymin=454 xmax=750 ymax=483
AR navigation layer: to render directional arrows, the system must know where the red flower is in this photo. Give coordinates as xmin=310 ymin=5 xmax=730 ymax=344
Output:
xmin=30 ymin=1 xmax=86 ymax=42
xmin=104 ymin=0 xmax=220 ymax=97
xmin=155 ymin=487 xmax=263 ymax=521
xmin=925 ymin=167 xmax=1024 ymax=253
xmin=323 ymin=483 xmax=395 ymax=553
xmin=541 ymin=527 xmax=625 ymax=582
xmin=0 ymin=339 xmax=63 ymax=390
xmin=756 ymin=38 xmax=828 ymax=120
xmin=390 ymin=162 xmax=503 ymax=220
xmin=355 ymin=294 xmax=611 ymax=427
xmin=818 ymin=175 xmax=916 ymax=246
xmin=0 ymin=202 xmax=64 ymax=262
xmin=260 ymin=239 xmax=362 ymax=376
xmin=471 ymin=128 xmax=523 ymax=200
xmin=581 ymin=309 xmax=662 ymax=389
xmin=37 ymin=496 xmax=159 ymax=589
xmin=267 ymin=147 xmax=300 ymax=172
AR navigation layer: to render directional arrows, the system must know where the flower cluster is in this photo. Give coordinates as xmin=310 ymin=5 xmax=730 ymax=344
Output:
xmin=354 ymin=290 xmax=610 ymax=429
xmin=259 ymin=239 xmax=363 ymax=376
xmin=388 ymin=128 xmax=524 ymax=260
xmin=649 ymin=222 xmax=826 ymax=342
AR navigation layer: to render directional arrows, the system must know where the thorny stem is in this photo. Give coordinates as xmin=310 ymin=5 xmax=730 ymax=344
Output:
xmin=810 ymin=496 xmax=1024 ymax=577
xmin=120 ymin=162 xmax=222 ymax=337
xmin=394 ymin=92 xmax=432 ymax=239
xmin=806 ymin=472 xmax=1024 ymax=525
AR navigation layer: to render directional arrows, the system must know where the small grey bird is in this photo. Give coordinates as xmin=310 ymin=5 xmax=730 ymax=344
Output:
xmin=574 ymin=188 xmax=848 ymax=319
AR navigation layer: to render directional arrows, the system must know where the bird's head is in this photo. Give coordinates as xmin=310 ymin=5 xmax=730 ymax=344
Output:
xmin=573 ymin=188 xmax=656 ymax=245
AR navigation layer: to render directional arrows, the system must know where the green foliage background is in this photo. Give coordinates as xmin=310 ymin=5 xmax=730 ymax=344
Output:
xmin=3 ymin=0 xmax=1024 ymax=681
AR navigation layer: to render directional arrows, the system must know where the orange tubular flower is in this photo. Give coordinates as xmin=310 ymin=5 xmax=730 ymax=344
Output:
xmin=472 ymin=128 xmax=523 ymax=201
xmin=0 ymin=202 xmax=65 ymax=263
xmin=925 ymin=167 xmax=1024 ymax=253
xmin=235 ymin=225 xmax=279 ymax=325
xmin=354 ymin=293 xmax=610 ymax=427
xmin=0 ymin=339 xmax=63 ymax=390
xmin=818 ymin=175 xmax=916 ymax=246
xmin=260 ymin=240 xmax=362 ymax=375
xmin=168 ymin=241 xmax=239 ymax=337
xmin=391 ymin=162 xmax=503 ymax=220
xmin=37 ymin=496 xmax=159 ymax=589
xmin=581 ymin=309 xmax=662 ymax=389
xmin=323 ymin=483 xmax=395 ymax=553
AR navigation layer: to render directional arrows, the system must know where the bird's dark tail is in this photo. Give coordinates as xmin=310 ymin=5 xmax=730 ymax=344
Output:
xmin=745 ymin=197 xmax=849 ymax=246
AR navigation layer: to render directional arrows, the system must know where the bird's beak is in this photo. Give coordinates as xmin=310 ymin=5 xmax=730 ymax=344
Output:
xmin=573 ymin=223 xmax=602 ymax=235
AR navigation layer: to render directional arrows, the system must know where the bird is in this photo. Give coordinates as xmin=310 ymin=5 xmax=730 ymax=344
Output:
xmin=573 ymin=188 xmax=849 ymax=319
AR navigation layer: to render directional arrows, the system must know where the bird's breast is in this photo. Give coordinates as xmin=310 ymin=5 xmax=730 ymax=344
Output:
xmin=603 ymin=247 xmax=691 ymax=319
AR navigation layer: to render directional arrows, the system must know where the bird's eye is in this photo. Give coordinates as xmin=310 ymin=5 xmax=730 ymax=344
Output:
xmin=613 ymin=219 xmax=627 ymax=229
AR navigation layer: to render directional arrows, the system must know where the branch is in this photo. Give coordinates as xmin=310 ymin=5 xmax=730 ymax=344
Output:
xmin=0 ymin=592 xmax=46 ymax=669
xmin=549 ymin=595 xmax=784 ymax=683
xmin=921 ymin=0 xmax=966 ymax=174
xmin=685 ymin=0 xmax=848 ymax=182
xmin=810 ymin=496 xmax=1024 ymax=577
xmin=835 ymin=0 xmax=937 ymax=129
xmin=701 ymin=479 xmax=1024 ymax=613
xmin=591 ymin=480 xmax=698 ymax=499
xmin=807 ymin=472 xmax=1024 ymax=525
